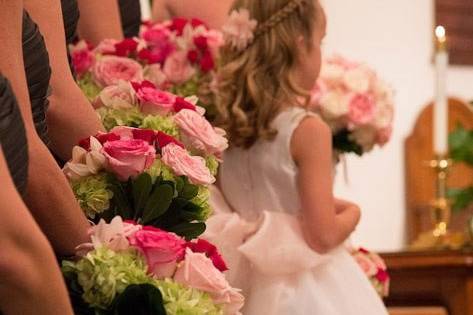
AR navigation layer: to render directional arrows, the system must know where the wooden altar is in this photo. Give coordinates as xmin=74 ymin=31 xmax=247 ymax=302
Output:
xmin=382 ymin=250 xmax=473 ymax=315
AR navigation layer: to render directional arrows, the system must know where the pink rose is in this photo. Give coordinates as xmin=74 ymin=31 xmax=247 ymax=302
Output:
xmin=109 ymin=126 xmax=156 ymax=144
xmin=70 ymin=41 xmax=95 ymax=77
xmin=114 ymin=38 xmax=138 ymax=57
xmin=144 ymin=64 xmax=168 ymax=88
xmin=161 ymin=143 xmax=215 ymax=185
xmin=136 ymin=86 xmax=176 ymax=115
xmin=186 ymin=239 xmax=228 ymax=272
xmin=353 ymin=252 xmax=378 ymax=277
xmin=201 ymin=29 xmax=224 ymax=56
xmin=102 ymin=139 xmax=156 ymax=180
xmin=348 ymin=93 xmax=375 ymax=126
xmin=128 ymin=226 xmax=186 ymax=278
xmin=95 ymin=81 xmax=136 ymax=109
xmin=75 ymin=217 xmax=143 ymax=256
xmin=156 ymin=131 xmax=185 ymax=149
xmin=163 ymin=51 xmax=196 ymax=84
xmin=92 ymin=56 xmax=143 ymax=87
xmin=376 ymin=126 xmax=392 ymax=146
xmin=173 ymin=97 xmax=197 ymax=112
xmin=174 ymin=109 xmax=228 ymax=155
xmin=94 ymin=39 xmax=119 ymax=55
xmin=174 ymin=248 xmax=244 ymax=315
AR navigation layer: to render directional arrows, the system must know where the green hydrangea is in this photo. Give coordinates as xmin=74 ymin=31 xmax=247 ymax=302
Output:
xmin=154 ymin=279 xmax=223 ymax=315
xmin=191 ymin=186 xmax=212 ymax=221
xmin=145 ymin=160 xmax=178 ymax=184
xmin=205 ymin=155 xmax=219 ymax=177
xmin=140 ymin=115 xmax=180 ymax=138
xmin=77 ymin=73 xmax=102 ymax=102
xmin=62 ymin=248 xmax=151 ymax=310
xmin=97 ymin=106 xmax=145 ymax=131
xmin=170 ymin=76 xmax=200 ymax=98
xmin=72 ymin=173 xmax=113 ymax=219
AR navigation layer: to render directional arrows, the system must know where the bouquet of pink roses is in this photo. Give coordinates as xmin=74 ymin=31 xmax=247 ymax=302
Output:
xmin=70 ymin=17 xmax=222 ymax=119
xmin=62 ymin=216 xmax=244 ymax=315
xmin=351 ymin=247 xmax=390 ymax=298
xmin=311 ymin=55 xmax=394 ymax=156
xmin=63 ymin=124 xmax=224 ymax=240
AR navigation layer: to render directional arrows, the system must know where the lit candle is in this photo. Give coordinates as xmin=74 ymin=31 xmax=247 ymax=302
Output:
xmin=434 ymin=25 xmax=449 ymax=156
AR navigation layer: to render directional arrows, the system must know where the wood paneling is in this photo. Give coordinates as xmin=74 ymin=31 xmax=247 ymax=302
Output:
xmin=382 ymin=250 xmax=473 ymax=315
xmin=436 ymin=0 xmax=473 ymax=65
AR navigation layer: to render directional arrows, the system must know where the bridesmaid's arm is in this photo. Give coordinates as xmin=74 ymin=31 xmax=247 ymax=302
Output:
xmin=77 ymin=0 xmax=124 ymax=44
xmin=292 ymin=115 xmax=361 ymax=254
xmin=0 ymin=0 xmax=90 ymax=255
xmin=152 ymin=0 xmax=172 ymax=22
xmin=0 ymin=148 xmax=74 ymax=315
xmin=24 ymin=0 xmax=105 ymax=161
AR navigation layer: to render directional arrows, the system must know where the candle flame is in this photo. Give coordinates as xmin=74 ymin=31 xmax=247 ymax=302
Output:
xmin=435 ymin=26 xmax=446 ymax=41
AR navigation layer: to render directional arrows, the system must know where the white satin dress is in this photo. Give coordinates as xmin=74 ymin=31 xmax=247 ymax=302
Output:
xmin=204 ymin=107 xmax=388 ymax=315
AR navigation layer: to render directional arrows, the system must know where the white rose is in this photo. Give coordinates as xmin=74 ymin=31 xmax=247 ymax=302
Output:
xmin=373 ymin=102 xmax=394 ymax=129
xmin=320 ymin=63 xmax=345 ymax=84
xmin=320 ymin=91 xmax=350 ymax=119
xmin=97 ymin=80 xmax=136 ymax=109
xmin=343 ymin=67 xmax=371 ymax=93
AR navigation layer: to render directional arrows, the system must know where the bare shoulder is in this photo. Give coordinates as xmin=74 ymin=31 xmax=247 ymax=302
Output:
xmin=290 ymin=114 xmax=332 ymax=163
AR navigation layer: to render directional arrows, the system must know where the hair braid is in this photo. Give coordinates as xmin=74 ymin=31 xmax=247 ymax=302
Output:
xmin=254 ymin=0 xmax=306 ymax=38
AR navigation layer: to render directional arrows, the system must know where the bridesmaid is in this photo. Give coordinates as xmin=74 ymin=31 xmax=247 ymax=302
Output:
xmin=24 ymin=0 xmax=104 ymax=160
xmin=77 ymin=0 xmax=142 ymax=42
xmin=1 ymin=0 xmax=91 ymax=255
xmin=0 ymin=75 xmax=74 ymax=315
xmin=152 ymin=0 xmax=232 ymax=29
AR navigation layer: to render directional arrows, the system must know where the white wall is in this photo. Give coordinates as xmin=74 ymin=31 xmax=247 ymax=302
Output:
xmin=321 ymin=0 xmax=473 ymax=251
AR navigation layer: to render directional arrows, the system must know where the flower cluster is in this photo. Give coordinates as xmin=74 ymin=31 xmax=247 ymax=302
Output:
xmin=63 ymin=124 xmax=224 ymax=238
xmin=311 ymin=55 xmax=394 ymax=155
xmin=70 ymin=17 xmax=222 ymax=118
xmin=63 ymin=216 xmax=243 ymax=314
xmin=351 ymin=247 xmax=390 ymax=298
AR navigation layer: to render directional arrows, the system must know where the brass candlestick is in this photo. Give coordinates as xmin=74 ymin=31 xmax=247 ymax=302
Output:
xmin=429 ymin=156 xmax=451 ymax=239
xmin=411 ymin=156 xmax=465 ymax=250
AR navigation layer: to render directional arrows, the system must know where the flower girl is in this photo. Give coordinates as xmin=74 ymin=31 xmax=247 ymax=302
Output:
xmin=204 ymin=0 xmax=389 ymax=314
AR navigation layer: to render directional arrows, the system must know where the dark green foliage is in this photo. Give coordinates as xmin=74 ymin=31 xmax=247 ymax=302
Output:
xmin=333 ymin=129 xmax=363 ymax=156
xmin=112 ymin=284 xmax=166 ymax=315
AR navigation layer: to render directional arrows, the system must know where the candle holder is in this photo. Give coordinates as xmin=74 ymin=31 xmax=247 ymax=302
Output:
xmin=410 ymin=156 xmax=465 ymax=250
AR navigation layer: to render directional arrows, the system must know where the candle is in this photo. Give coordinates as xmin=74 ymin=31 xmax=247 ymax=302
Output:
xmin=433 ymin=25 xmax=449 ymax=156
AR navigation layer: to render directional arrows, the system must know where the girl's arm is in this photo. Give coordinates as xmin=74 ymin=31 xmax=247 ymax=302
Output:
xmin=0 ymin=149 xmax=74 ymax=315
xmin=77 ymin=0 xmax=123 ymax=45
xmin=24 ymin=0 xmax=105 ymax=160
xmin=0 ymin=0 xmax=90 ymax=255
xmin=292 ymin=115 xmax=360 ymax=254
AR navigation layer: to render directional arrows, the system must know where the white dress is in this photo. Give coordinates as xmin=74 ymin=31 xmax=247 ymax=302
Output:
xmin=204 ymin=107 xmax=388 ymax=315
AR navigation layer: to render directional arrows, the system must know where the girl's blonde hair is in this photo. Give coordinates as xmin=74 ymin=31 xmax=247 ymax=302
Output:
xmin=216 ymin=0 xmax=318 ymax=148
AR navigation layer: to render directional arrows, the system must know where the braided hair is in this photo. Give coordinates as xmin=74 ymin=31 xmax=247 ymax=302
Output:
xmin=216 ymin=0 xmax=320 ymax=148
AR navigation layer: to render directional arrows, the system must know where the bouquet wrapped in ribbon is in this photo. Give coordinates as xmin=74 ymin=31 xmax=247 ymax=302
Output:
xmin=63 ymin=123 xmax=226 ymax=240
xmin=70 ymin=17 xmax=222 ymax=118
xmin=351 ymin=247 xmax=390 ymax=298
xmin=311 ymin=55 xmax=394 ymax=156
xmin=63 ymin=216 xmax=243 ymax=314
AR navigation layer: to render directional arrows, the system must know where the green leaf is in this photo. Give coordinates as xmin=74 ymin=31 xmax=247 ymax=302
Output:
xmin=175 ymin=176 xmax=185 ymax=194
xmin=167 ymin=222 xmax=206 ymax=240
xmin=449 ymin=124 xmax=473 ymax=166
xmin=333 ymin=129 xmax=363 ymax=156
xmin=448 ymin=186 xmax=473 ymax=212
xmin=112 ymin=284 xmax=166 ymax=315
xmin=109 ymin=180 xmax=132 ymax=219
xmin=180 ymin=182 xmax=199 ymax=200
xmin=132 ymin=173 xmax=153 ymax=215
xmin=142 ymin=183 xmax=175 ymax=224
